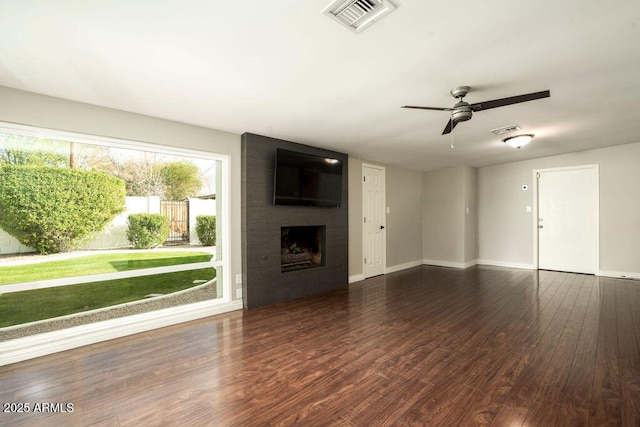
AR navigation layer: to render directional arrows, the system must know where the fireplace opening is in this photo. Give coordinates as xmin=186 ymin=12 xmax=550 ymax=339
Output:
xmin=281 ymin=226 xmax=326 ymax=272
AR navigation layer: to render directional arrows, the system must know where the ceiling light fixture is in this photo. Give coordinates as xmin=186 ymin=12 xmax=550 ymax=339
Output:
xmin=503 ymin=134 xmax=534 ymax=149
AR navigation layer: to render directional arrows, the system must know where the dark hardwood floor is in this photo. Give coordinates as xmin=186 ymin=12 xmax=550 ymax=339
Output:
xmin=1 ymin=265 xmax=639 ymax=426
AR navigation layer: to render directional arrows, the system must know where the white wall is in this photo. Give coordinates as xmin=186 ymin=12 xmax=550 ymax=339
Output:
xmin=421 ymin=165 xmax=478 ymax=268
xmin=348 ymin=157 xmax=363 ymax=277
xmin=478 ymin=141 xmax=640 ymax=276
xmin=385 ymin=163 xmax=423 ymax=271
xmin=422 ymin=166 xmax=466 ymax=266
xmin=0 ymin=229 xmax=32 ymax=255
xmin=81 ymin=196 xmax=161 ymax=250
xmin=464 ymin=166 xmax=478 ymax=264
xmin=0 ymin=86 xmax=243 ymax=297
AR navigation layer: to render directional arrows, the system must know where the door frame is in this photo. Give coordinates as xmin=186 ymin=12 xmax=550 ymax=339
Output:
xmin=362 ymin=163 xmax=386 ymax=278
xmin=532 ymin=164 xmax=600 ymax=274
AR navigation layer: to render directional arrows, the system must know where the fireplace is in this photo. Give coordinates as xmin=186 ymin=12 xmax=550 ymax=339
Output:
xmin=281 ymin=226 xmax=326 ymax=272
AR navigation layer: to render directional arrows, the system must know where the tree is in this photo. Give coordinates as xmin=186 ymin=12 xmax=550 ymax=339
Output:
xmin=0 ymin=133 xmax=68 ymax=167
xmin=0 ymin=166 xmax=126 ymax=254
xmin=89 ymin=152 xmax=166 ymax=197
xmin=160 ymin=161 xmax=202 ymax=200
xmin=86 ymin=151 xmax=202 ymax=199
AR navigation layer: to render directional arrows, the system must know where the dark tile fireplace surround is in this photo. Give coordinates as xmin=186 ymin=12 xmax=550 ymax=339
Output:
xmin=241 ymin=133 xmax=348 ymax=309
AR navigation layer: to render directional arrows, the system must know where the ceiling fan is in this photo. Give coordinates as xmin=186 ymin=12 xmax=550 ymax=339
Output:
xmin=402 ymin=86 xmax=550 ymax=135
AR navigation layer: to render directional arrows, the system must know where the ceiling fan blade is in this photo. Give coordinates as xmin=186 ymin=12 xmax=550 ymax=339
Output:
xmin=442 ymin=118 xmax=459 ymax=135
xmin=470 ymin=90 xmax=550 ymax=111
xmin=401 ymin=105 xmax=452 ymax=111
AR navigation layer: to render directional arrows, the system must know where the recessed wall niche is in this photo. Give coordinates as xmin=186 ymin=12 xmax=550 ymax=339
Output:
xmin=241 ymin=133 xmax=348 ymax=309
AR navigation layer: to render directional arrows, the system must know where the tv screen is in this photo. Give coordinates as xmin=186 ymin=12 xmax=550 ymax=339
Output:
xmin=273 ymin=149 xmax=343 ymax=207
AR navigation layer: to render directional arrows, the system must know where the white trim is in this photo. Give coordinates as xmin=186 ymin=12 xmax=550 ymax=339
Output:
xmin=0 ymin=121 xmax=224 ymax=161
xmin=0 ymin=299 xmax=243 ymax=366
xmin=599 ymin=270 xmax=640 ymax=280
xmin=422 ymin=259 xmax=474 ymax=269
xmin=349 ymin=274 xmax=365 ymax=283
xmin=362 ymin=163 xmax=386 ymax=279
xmin=476 ymin=259 xmax=536 ymax=270
xmin=385 ymin=259 xmax=423 ymax=274
xmin=1 ymin=261 xmax=218 ymax=293
xmin=533 ymin=164 xmax=600 ymax=275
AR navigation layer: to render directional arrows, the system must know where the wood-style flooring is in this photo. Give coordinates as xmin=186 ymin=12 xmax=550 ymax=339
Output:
xmin=1 ymin=265 xmax=639 ymax=426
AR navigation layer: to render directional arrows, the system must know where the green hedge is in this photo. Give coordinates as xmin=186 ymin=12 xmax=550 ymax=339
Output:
xmin=195 ymin=215 xmax=216 ymax=246
xmin=126 ymin=213 xmax=170 ymax=249
xmin=0 ymin=165 xmax=125 ymax=254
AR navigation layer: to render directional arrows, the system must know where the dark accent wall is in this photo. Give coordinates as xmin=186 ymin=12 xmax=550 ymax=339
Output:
xmin=241 ymin=133 xmax=348 ymax=309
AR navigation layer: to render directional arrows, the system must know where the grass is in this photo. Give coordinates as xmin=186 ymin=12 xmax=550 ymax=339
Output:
xmin=0 ymin=251 xmax=213 ymax=286
xmin=0 ymin=268 xmax=216 ymax=327
xmin=0 ymin=251 xmax=217 ymax=327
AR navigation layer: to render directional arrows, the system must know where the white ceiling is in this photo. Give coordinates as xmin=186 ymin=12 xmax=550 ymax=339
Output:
xmin=1 ymin=0 xmax=639 ymax=171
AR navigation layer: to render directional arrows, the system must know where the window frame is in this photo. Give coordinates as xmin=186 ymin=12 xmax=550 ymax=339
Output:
xmin=0 ymin=121 xmax=239 ymax=365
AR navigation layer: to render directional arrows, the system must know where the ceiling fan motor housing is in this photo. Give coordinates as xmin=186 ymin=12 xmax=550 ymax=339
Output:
xmin=452 ymin=101 xmax=472 ymax=122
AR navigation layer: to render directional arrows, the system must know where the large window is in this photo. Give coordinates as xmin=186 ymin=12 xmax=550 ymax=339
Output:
xmin=0 ymin=123 xmax=230 ymax=341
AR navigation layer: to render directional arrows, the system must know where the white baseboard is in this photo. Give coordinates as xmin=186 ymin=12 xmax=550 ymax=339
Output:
xmin=0 ymin=299 xmax=243 ymax=367
xmin=422 ymin=259 xmax=477 ymax=269
xmin=385 ymin=260 xmax=423 ymax=274
xmin=476 ymin=259 xmax=535 ymax=270
xmin=599 ymin=270 xmax=640 ymax=280
xmin=349 ymin=274 xmax=365 ymax=283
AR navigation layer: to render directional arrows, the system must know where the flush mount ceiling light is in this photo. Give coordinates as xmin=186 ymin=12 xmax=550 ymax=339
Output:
xmin=503 ymin=134 xmax=534 ymax=149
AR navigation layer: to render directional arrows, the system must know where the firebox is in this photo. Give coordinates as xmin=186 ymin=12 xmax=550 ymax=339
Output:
xmin=281 ymin=226 xmax=326 ymax=272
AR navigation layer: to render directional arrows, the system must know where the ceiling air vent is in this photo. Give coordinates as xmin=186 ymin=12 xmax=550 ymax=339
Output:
xmin=323 ymin=0 xmax=397 ymax=33
xmin=491 ymin=124 xmax=521 ymax=136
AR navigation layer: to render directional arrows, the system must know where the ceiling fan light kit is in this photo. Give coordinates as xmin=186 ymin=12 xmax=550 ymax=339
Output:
xmin=503 ymin=134 xmax=534 ymax=149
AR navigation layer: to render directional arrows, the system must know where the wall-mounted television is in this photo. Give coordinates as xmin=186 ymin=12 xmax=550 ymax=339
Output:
xmin=273 ymin=149 xmax=343 ymax=207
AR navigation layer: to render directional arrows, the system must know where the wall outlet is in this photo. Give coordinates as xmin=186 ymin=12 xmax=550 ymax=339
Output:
xmin=236 ymin=288 xmax=243 ymax=299
xmin=235 ymin=274 xmax=242 ymax=285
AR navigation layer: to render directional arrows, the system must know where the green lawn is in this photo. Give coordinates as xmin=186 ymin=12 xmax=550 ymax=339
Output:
xmin=0 ymin=268 xmax=216 ymax=327
xmin=0 ymin=251 xmax=217 ymax=327
xmin=0 ymin=251 xmax=213 ymax=286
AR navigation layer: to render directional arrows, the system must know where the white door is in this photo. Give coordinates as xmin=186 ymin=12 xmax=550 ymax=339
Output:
xmin=537 ymin=166 xmax=598 ymax=274
xmin=363 ymin=164 xmax=386 ymax=278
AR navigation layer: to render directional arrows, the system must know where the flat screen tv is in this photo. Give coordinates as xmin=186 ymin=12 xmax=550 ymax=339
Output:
xmin=273 ymin=149 xmax=343 ymax=207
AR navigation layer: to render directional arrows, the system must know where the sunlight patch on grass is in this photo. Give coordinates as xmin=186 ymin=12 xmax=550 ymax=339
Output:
xmin=0 ymin=251 xmax=213 ymax=286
